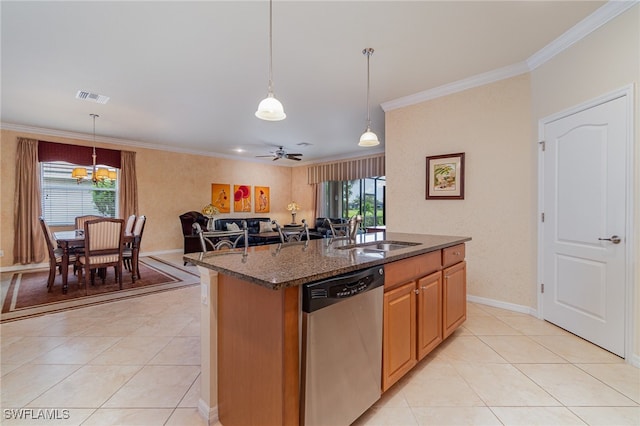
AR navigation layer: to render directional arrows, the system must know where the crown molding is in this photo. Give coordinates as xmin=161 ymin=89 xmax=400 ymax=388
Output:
xmin=381 ymin=62 xmax=529 ymax=112
xmin=0 ymin=122 xmax=293 ymax=165
xmin=526 ymin=0 xmax=638 ymax=70
xmin=382 ymin=0 xmax=638 ymax=112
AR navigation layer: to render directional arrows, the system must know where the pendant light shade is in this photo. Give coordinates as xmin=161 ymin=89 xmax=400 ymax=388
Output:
xmin=71 ymin=167 xmax=88 ymax=182
xmin=358 ymin=47 xmax=380 ymax=147
xmin=359 ymin=128 xmax=380 ymax=147
xmin=256 ymin=0 xmax=285 ymax=121
xmin=256 ymin=93 xmax=286 ymax=121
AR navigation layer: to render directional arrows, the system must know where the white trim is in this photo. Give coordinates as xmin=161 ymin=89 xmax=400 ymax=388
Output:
xmin=629 ymin=353 xmax=640 ymax=369
xmin=537 ymin=84 xmax=635 ymax=362
xmin=0 ymin=262 xmax=50 ymax=273
xmin=527 ymin=0 xmax=639 ymax=70
xmin=467 ymin=294 xmax=537 ymax=316
xmin=381 ymin=62 xmax=529 ymax=112
xmin=197 ymin=399 xmax=219 ymax=425
xmin=382 ymin=1 xmax=637 ymax=111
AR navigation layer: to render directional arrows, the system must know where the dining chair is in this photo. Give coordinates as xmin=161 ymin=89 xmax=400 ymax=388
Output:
xmin=193 ymin=221 xmax=248 ymax=252
xmin=124 ymin=214 xmax=137 ymax=235
xmin=123 ymin=215 xmax=146 ymax=281
xmin=77 ymin=218 xmax=125 ymax=290
xmin=74 ymin=215 xmax=103 ymax=230
xmin=39 ymin=217 xmax=78 ymax=292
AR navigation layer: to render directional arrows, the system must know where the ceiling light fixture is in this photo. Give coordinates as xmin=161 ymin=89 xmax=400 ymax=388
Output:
xmin=359 ymin=48 xmax=380 ymax=147
xmin=255 ymin=0 xmax=286 ymax=121
xmin=71 ymin=114 xmax=116 ymax=184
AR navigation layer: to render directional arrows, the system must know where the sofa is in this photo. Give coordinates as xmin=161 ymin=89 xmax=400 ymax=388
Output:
xmin=179 ymin=212 xmax=281 ymax=257
xmin=179 ymin=211 xmax=210 ymax=257
xmin=213 ymin=217 xmax=281 ymax=246
xmin=180 ymin=212 xmax=330 ymax=260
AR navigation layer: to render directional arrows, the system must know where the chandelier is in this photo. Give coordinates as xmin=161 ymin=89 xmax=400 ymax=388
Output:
xmin=71 ymin=114 xmax=116 ymax=184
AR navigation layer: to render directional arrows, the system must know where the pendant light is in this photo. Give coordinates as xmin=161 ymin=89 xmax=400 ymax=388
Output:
xmin=255 ymin=0 xmax=286 ymax=121
xmin=71 ymin=114 xmax=115 ymax=184
xmin=88 ymin=113 xmax=110 ymax=183
xmin=359 ymin=48 xmax=380 ymax=147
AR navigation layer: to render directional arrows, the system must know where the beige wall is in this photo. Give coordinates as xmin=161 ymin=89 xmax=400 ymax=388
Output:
xmin=530 ymin=5 xmax=639 ymax=358
xmin=386 ymin=5 xmax=639 ymax=358
xmin=386 ymin=74 xmax=535 ymax=308
xmin=0 ymin=129 xmax=296 ymax=268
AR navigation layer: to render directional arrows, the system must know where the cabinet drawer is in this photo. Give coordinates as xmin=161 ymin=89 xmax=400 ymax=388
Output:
xmin=442 ymin=244 xmax=465 ymax=268
xmin=385 ymin=251 xmax=441 ymax=291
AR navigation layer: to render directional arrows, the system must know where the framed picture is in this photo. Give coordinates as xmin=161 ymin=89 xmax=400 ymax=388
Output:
xmin=233 ymin=184 xmax=252 ymax=212
xmin=255 ymin=186 xmax=270 ymax=213
xmin=426 ymin=152 xmax=465 ymax=200
xmin=211 ymin=183 xmax=231 ymax=213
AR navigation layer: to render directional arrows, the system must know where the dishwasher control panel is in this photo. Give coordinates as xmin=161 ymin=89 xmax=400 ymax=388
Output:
xmin=302 ymin=266 xmax=384 ymax=313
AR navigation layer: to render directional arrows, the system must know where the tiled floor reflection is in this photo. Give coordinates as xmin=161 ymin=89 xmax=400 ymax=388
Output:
xmin=2 ymin=253 xmax=638 ymax=425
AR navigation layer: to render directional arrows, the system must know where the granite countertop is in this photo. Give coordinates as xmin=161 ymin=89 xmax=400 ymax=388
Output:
xmin=184 ymin=231 xmax=471 ymax=290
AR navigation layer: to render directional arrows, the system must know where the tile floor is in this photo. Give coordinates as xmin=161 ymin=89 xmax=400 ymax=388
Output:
xmin=1 ymin=253 xmax=639 ymax=425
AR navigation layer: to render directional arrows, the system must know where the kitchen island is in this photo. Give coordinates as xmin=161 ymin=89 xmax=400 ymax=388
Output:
xmin=184 ymin=231 xmax=470 ymax=425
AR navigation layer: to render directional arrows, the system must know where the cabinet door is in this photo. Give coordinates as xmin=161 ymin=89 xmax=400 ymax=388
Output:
xmin=417 ymin=271 xmax=442 ymax=360
xmin=382 ymin=281 xmax=417 ymax=392
xmin=443 ymin=261 xmax=467 ymax=339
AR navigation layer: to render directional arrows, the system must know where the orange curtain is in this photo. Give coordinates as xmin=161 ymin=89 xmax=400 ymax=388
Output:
xmin=119 ymin=150 xmax=138 ymax=219
xmin=14 ymin=138 xmax=45 ymax=264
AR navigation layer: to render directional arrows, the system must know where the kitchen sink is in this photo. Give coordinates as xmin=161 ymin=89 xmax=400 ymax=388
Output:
xmin=335 ymin=240 xmax=420 ymax=252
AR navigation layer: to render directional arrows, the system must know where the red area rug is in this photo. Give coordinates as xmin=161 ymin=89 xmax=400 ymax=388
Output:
xmin=1 ymin=259 xmax=196 ymax=321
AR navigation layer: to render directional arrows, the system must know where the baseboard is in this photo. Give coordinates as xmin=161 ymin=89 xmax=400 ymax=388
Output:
xmin=197 ymin=399 xmax=219 ymax=425
xmin=0 ymin=262 xmax=50 ymax=273
xmin=627 ymin=352 xmax=640 ymax=368
xmin=467 ymin=294 xmax=538 ymax=316
xmin=143 ymin=248 xmax=183 ymax=257
xmin=0 ymin=249 xmax=187 ymax=273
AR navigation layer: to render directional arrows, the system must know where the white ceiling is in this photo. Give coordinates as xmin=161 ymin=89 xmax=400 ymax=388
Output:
xmin=1 ymin=1 xmax=607 ymax=164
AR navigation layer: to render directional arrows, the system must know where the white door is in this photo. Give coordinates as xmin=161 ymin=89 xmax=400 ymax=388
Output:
xmin=541 ymin=95 xmax=627 ymax=357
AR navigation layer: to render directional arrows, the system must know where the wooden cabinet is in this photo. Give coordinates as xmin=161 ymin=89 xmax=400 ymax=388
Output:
xmin=382 ymin=252 xmax=442 ymax=391
xmin=382 ymin=281 xmax=416 ymax=391
xmin=443 ymin=260 xmax=467 ymax=339
xmin=382 ymin=245 xmax=466 ymax=392
xmin=417 ymin=271 xmax=443 ymax=360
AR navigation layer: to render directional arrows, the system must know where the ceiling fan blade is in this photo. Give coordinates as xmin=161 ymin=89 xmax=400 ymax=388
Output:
xmin=286 ymin=155 xmax=302 ymax=161
xmin=256 ymin=155 xmax=275 ymax=158
xmin=272 ymin=157 xmax=279 ymax=161
xmin=287 ymin=153 xmax=303 ymax=156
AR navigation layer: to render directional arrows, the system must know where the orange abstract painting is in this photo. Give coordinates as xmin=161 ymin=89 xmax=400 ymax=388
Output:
xmin=233 ymin=184 xmax=251 ymax=212
xmin=255 ymin=186 xmax=270 ymax=213
xmin=211 ymin=183 xmax=231 ymax=213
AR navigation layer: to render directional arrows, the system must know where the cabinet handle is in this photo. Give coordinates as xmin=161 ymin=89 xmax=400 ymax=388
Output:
xmin=414 ymin=289 xmax=420 ymax=295
xmin=421 ymin=286 xmax=427 ymax=290
xmin=453 ymin=251 xmax=461 ymax=256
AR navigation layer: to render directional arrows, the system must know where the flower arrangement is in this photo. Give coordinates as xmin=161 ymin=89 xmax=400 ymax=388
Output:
xmin=287 ymin=202 xmax=300 ymax=224
xmin=202 ymin=204 xmax=220 ymax=217
xmin=202 ymin=204 xmax=220 ymax=231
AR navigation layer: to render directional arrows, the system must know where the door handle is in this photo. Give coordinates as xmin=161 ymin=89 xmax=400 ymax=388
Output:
xmin=598 ymin=235 xmax=621 ymax=244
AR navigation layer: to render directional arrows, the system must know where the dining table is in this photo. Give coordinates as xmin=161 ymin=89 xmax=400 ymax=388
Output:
xmin=54 ymin=230 xmax=136 ymax=294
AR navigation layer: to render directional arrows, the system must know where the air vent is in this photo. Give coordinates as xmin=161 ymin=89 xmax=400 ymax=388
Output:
xmin=76 ymin=90 xmax=110 ymax=104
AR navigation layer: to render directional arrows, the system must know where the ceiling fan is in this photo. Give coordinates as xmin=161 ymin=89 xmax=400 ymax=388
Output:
xmin=256 ymin=146 xmax=303 ymax=161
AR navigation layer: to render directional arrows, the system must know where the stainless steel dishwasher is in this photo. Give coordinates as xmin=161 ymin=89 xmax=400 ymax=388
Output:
xmin=301 ymin=265 xmax=384 ymax=426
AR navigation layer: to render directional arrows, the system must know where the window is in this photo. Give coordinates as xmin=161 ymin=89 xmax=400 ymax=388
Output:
xmin=41 ymin=162 xmax=118 ymax=226
xmin=321 ymin=177 xmax=385 ymax=227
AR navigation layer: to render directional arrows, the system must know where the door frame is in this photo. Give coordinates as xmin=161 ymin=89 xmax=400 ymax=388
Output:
xmin=537 ymin=85 xmax=635 ymax=361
